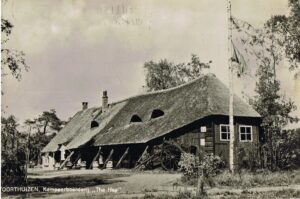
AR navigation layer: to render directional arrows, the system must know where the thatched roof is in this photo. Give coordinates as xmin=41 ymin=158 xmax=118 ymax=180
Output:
xmin=42 ymin=107 xmax=101 ymax=152
xmin=42 ymin=74 xmax=260 ymax=152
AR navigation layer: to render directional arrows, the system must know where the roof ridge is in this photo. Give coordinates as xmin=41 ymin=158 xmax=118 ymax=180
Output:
xmin=110 ymin=73 xmax=216 ymax=106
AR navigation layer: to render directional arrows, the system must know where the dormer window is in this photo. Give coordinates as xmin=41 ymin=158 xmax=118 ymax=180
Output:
xmin=151 ymin=109 xmax=164 ymax=119
xmin=91 ymin=121 xmax=99 ymax=128
xmin=130 ymin=115 xmax=142 ymax=123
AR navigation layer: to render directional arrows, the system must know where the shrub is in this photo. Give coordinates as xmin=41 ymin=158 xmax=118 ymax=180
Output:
xmin=275 ymin=129 xmax=300 ymax=170
xmin=179 ymin=152 xmax=224 ymax=189
xmin=1 ymin=148 xmax=27 ymax=186
xmin=236 ymin=143 xmax=262 ymax=171
xmin=178 ymin=152 xmax=199 ymax=179
xmin=199 ymin=154 xmax=224 ymax=178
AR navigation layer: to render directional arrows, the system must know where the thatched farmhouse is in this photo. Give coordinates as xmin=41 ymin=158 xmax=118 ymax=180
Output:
xmin=41 ymin=74 xmax=261 ymax=170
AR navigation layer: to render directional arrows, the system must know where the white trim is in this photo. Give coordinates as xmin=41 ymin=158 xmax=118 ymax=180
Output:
xmin=239 ymin=125 xmax=253 ymax=142
xmin=220 ymin=124 xmax=230 ymax=141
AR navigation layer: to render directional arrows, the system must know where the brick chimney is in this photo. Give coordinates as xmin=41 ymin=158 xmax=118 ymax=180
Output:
xmin=102 ymin=90 xmax=108 ymax=111
xmin=82 ymin=102 xmax=88 ymax=110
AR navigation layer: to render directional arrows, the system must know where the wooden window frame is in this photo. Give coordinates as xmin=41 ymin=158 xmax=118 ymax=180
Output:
xmin=220 ymin=124 xmax=230 ymax=141
xmin=239 ymin=125 xmax=253 ymax=142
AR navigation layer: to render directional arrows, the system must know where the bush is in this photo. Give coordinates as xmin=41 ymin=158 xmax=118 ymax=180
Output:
xmin=178 ymin=152 xmax=199 ymax=179
xmin=275 ymin=129 xmax=300 ymax=170
xmin=1 ymin=148 xmax=27 ymax=186
xmin=199 ymin=154 xmax=224 ymax=178
xmin=235 ymin=129 xmax=300 ymax=171
xmin=178 ymin=152 xmax=224 ymax=182
xmin=236 ymin=143 xmax=262 ymax=171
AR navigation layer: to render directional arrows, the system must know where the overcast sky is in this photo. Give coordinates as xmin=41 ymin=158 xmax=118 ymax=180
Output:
xmin=2 ymin=0 xmax=299 ymax=127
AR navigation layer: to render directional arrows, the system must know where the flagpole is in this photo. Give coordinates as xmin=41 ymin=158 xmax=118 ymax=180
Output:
xmin=227 ymin=0 xmax=235 ymax=173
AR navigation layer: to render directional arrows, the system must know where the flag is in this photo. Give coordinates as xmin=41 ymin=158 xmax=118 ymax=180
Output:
xmin=231 ymin=41 xmax=247 ymax=77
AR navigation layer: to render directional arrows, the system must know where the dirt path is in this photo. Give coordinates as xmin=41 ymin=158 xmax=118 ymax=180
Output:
xmin=2 ymin=170 xmax=182 ymax=199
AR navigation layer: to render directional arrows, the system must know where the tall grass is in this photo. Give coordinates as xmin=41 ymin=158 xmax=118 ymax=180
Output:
xmin=213 ymin=169 xmax=300 ymax=188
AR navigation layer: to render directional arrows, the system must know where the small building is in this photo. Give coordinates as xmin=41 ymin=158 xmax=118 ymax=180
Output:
xmin=41 ymin=74 xmax=261 ymax=170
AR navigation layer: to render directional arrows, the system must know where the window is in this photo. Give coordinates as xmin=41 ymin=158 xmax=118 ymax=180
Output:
xmin=200 ymin=138 xmax=205 ymax=146
xmin=91 ymin=121 xmax=99 ymax=128
xmin=239 ymin=125 xmax=252 ymax=142
xmin=151 ymin=109 xmax=164 ymax=119
xmin=200 ymin=126 xmax=207 ymax=133
xmin=220 ymin=124 xmax=230 ymax=141
xmin=130 ymin=115 xmax=142 ymax=123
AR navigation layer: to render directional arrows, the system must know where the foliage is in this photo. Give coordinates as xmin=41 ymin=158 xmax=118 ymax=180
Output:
xmin=236 ymin=143 xmax=262 ymax=171
xmin=1 ymin=111 xmax=63 ymax=165
xmin=1 ymin=149 xmax=27 ymax=186
xmin=178 ymin=152 xmax=223 ymax=196
xmin=236 ymin=9 xmax=300 ymax=170
xmin=1 ymin=19 xmax=29 ymax=83
xmin=34 ymin=109 xmax=65 ymax=134
xmin=28 ymin=132 xmax=56 ymax=164
xmin=24 ymin=109 xmax=64 ymax=164
xmin=265 ymin=0 xmax=300 ymax=77
xmin=1 ymin=115 xmax=27 ymax=186
xmin=267 ymin=128 xmax=300 ymax=169
xmin=144 ymin=54 xmax=211 ymax=91
xmin=178 ymin=152 xmax=199 ymax=179
xmin=250 ymin=59 xmax=298 ymax=170
xmin=179 ymin=152 xmax=223 ymax=179
xmin=1 ymin=115 xmax=19 ymax=152
xmin=199 ymin=154 xmax=224 ymax=178
xmin=212 ymin=169 xmax=300 ymax=188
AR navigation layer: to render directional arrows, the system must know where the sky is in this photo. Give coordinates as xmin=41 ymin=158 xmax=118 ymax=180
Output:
xmin=2 ymin=0 xmax=299 ymax=127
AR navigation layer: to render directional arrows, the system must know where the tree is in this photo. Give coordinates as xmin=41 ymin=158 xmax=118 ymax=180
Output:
xmin=1 ymin=115 xmax=19 ymax=152
xmin=232 ymin=16 xmax=299 ymax=169
xmin=265 ymin=0 xmax=300 ymax=77
xmin=247 ymin=17 xmax=299 ymax=169
xmin=251 ymin=62 xmax=298 ymax=170
xmin=1 ymin=18 xmax=29 ymax=93
xmin=23 ymin=109 xmax=64 ymax=164
xmin=35 ymin=109 xmax=64 ymax=134
xmin=1 ymin=115 xmax=27 ymax=186
xmin=144 ymin=54 xmax=211 ymax=91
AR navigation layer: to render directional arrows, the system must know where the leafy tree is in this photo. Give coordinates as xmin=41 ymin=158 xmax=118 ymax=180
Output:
xmin=178 ymin=152 xmax=223 ymax=196
xmin=1 ymin=18 xmax=29 ymax=94
xmin=232 ymin=16 xmax=299 ymax=169
xmin=144 ymin=54 xmax=211 ymax=91
xmin=29 ymin=132 xmax=56 ymax=164
xmin=265 ymin=0 xmax=300 ymax=77
xmin=275 ymin=128 xmax=300 ymax=169
xmin=251 ymin=63 xmax=298 ymax=170
xmin=34 ymin=109 xmax=64 ymax=134
xmin=1 ymin=115 xmax=27 ymax=186
xmin=1 ymin=115 xmax=19 ymax=152
xmin=23 ymin=109 xmax=64 ymax=164
xmin=247 ymin=17 xmax=299 ymax=169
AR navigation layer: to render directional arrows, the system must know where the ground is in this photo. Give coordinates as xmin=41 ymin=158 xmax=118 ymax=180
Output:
xmin=1 ymin=169 xmax=300 ymax=198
